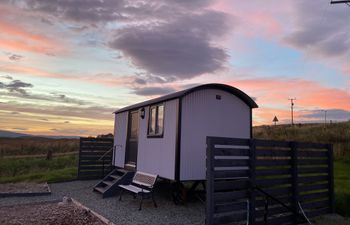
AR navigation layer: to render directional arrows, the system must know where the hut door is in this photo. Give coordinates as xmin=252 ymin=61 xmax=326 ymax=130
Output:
xmin=125 ymin=111 xmax=139 ymax=170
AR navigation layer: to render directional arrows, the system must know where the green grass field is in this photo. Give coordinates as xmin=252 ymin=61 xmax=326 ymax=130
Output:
xmin=0 ymin=154 xmax=78 ymax=183
xmin=335 ymin=158 xmax=350 ymax=217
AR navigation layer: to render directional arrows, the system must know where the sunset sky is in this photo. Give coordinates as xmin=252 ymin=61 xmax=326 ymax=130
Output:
xmin=0 ymin=0 xmax=349 ymax=136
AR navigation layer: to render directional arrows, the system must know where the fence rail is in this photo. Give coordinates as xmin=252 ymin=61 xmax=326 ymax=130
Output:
xmin=206 ymin=137 xmax=334 ymax=225
xmin=78 ymin=138 xmax=114 ymax=180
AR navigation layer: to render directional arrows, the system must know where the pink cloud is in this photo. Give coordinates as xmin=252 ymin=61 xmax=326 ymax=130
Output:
xmin=0 ymin=14 xmax=63 ymax=55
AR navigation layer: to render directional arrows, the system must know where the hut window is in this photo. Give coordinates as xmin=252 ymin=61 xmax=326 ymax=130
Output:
xmin=148 ymin=104 xmax=164 ymax=137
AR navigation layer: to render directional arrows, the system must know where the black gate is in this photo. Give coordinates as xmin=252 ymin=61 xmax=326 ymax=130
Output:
xmin=206 ymin=137 xmax=334 ymax=225
xmin=78 ymin=138 xmax=114 ymax=180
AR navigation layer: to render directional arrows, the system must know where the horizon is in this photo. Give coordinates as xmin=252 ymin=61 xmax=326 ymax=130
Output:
xmin=0 ymin=0 xmax=349 ymax=136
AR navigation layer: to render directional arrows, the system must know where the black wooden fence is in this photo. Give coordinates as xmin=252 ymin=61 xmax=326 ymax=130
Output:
xmin=78 ymin=138 xmax=114 ymax=180
xmin=206 ymin=137 xmax=334 ymax=225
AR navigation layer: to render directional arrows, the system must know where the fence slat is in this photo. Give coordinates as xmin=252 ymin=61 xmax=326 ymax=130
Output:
xmin=214 ymin=159 xmax=249 ymax=167
xmin=214 ymin=148 xmax=249 ymax=156
xmin=213 ymin=212 xmax=248 ymax=225
xmin=206 ymin=137 xmax=332 ymax=225
xmin=255 ymin=159 xmax=291 ymax=166
xmin=78 ymin=137 xmax=114 ymax=180
xmin=214 ymin=170 xmax=250 ymax=179
xmin=214 ymin=201 xmax=248 ymax=214
xmin=255 ymin=149 xmax=291 ymax=157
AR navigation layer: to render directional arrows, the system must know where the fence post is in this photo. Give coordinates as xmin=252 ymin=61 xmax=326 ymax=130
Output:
xmin=77 ymin=138 xmax=82 ymax=179
xmin=291 ymin=141 xmax=299 ymax=225
xmin=327 ymin=144 xmax=335 ymax=213
xmin=249 ymin=139 xmax=256 ymax=225
xmin=206 ymin=137 xmax=215 ymax=225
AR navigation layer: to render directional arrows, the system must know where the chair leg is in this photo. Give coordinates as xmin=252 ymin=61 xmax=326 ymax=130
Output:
xmin=139 ymin=193 xmax=143 ymax=211
xmin=152 ymin=192 xmax=157 ymax=208
xmin=119 ymin=189 xmax=123 ymax=201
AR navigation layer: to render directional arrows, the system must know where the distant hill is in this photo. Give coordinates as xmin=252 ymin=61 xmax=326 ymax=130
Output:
xmin=0 ymin=130 xmax=31 ymax=138
xmin=0 ymin=130 xmax=79 ymax=139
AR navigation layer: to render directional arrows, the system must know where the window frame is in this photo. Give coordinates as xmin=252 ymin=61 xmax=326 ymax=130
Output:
xmin=147 ymin=103 xmax=164 ymax=138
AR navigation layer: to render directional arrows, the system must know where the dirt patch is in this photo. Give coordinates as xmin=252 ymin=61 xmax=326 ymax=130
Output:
xmin=0 ymin=183 xmax=49 ymax=194
xmin=0 ymin=199 xmax=107 ymax=225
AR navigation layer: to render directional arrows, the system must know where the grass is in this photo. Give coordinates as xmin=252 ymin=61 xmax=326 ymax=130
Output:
xmin=0 ymin=154 xmax=78 ymax=183
xmin=0 ymin=137 xmax=79 ymax=157
xmin=334 ymin=158 xmax=350 ymax=217
xmin=253 ymin=121 xmax=350 ymax=158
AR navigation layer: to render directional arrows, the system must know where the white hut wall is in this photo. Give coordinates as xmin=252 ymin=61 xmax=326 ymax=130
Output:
xmin=137 ymin=99 xmax=179 ymax=180
xmin=180 ymin=89 xmax=251 ymax=181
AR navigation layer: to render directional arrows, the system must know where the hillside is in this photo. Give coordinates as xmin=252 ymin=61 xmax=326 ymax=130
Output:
xmin=0 ymin=130 xmax=80 ymax=139
xmin=0 ymin=130 xmax=31 ymax=138
xmin=253 ymin=121 xmax=350 ymax=157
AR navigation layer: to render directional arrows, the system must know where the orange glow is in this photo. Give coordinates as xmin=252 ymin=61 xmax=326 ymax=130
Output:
xmin=0 ymin=64 xmax=72 ymax=79
xmin=0 ymin=19 xmax=63 ymax=54
xmin=227 ymin=78 xmax=350 ymax=124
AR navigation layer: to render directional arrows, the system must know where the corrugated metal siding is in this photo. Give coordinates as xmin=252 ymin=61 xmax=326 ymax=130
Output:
xmin=180 ymin=89 xmax=251 ymax=181
xmin=137 ymin=99 xmax=178 ymax=180
xmin=113 ymin=111 xmax=128 ymax=167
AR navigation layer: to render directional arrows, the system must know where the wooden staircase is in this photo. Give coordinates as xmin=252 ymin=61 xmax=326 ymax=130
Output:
xmin=93 ymin=168 xmax=134 ymax=198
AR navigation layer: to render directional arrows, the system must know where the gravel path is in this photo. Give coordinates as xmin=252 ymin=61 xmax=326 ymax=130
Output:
xmin=0 ymin=200 xmax=106 ymax=225
xmin=0 ymin=180 xmax=205 ymax=225
xmin=0 ymin=183 xmax=49 ymax=194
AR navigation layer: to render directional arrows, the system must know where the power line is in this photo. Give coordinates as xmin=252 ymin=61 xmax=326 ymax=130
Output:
xmin=330 ymin=0 xmax=350 ymax=4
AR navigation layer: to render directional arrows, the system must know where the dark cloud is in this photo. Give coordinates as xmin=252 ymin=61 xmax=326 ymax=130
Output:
xmin=19 ymin=0 xmax=127 ymax=23
xmin=0 ymin=79 xmax=33 ymax=95
xmin=17 ymin=0 xmax=213 ymax=23
xmin=0 ymin=75 xmax=13 ymax=80
xmin=110 ymin=10 xmax=229 ymax=80
xmin=0 ymin=101 xmax=116 ymax=120
xmin=285 ymin=1 xmax=350 ymax=57
xmin=15 ymin=0 xmax=230 ymax=80
xmin=303 ymin=109 xmax=350 ymax=121
xmin=64 ymin=121 xmax=70 ymax=124
xmin=9 ymin=54 xmax=23 ymax=61
xmin=133 ymin=86 xmax=176 ymax=96
xmin=40 ymin=17 xmax=54 ymax=25
xmin=0 ymin=78 xmax=89 ymax=105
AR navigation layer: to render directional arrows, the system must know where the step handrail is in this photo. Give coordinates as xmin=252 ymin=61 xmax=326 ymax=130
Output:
xmin=98 ymin=146 xmax=114 ymax=161
xmin=298 ymin=201 xmax=313 ymax=225
xmin=252 ymin=185 xmax=310 ymax=225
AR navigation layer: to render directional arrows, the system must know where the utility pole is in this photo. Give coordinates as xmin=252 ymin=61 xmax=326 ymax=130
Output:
xmin=289 ymin=98 xmax=296 ymax=126
xmin=324 ymin=110 xmax=327 ymax=127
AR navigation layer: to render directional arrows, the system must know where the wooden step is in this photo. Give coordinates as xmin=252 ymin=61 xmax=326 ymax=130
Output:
xmin=94 ymin=186 xmax=107 ymax=193
xmin=102 ymin=180 xmax=114 ymax=186
xmin=110 ymin=175 xmax=120 ymax=180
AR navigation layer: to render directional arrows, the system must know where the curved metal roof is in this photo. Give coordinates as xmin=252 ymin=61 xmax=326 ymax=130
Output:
xmin=114 ymin=83 xmax=258 ymax=113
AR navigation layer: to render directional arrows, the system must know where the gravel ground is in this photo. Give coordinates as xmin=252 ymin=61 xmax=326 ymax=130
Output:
xmin=0 ymin=183 xmax=49 ymax=194
xmin=1 ymin=180 xmax=347 ymax=225
xmin=0 ymin=180 xmax=205 ymax=225
xmin=312 ymin=214 xmax=350 ymax=225
xmin=0 ymin=199 xmax=106 ymax=225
